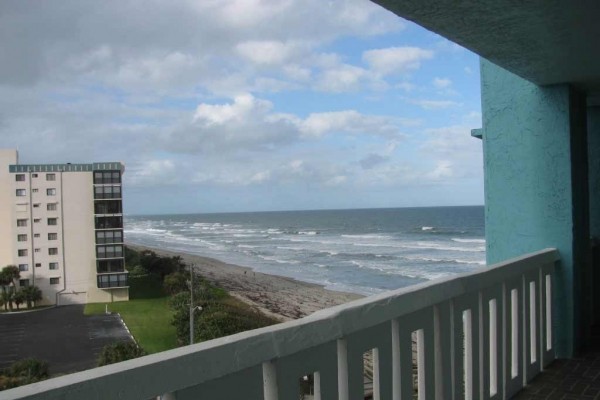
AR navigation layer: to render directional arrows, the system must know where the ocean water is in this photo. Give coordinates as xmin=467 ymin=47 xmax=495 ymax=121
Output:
xmin=125 ymin=206 xmax=485 ymax=296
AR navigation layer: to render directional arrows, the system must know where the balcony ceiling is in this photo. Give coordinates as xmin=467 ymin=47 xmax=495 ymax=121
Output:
xmin=373 ymin=0 xmax=600 ymax=93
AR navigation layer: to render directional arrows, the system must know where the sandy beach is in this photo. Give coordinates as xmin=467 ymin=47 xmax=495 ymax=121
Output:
xmin=127 ymin=244 xmax=363 ymax=321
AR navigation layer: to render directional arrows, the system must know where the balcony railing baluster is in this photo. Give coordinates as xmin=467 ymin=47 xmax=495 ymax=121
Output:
xmin=2 ymin=248 xmax=558 ymax=400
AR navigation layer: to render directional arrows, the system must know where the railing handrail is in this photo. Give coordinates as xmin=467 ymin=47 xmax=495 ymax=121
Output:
xmin=1 ymin=248 xmax=559 ymax=400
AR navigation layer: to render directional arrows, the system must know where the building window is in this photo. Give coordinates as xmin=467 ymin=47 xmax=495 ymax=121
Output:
xmin=16 ymin=189 xmax=26 ymax=196
xmin=34 ymin=218 xmax=41 ymax=223
xmin=34 ymin=248 xmax=40 ymax=253
xmin=46 ymin=173 xmax=56 ymax=181
xmin=94 ymin=216 xmax=123 ymax=229
xmin=97 ymin=245 xmax=124 ymax=258
xmin=96 ymin=230 xmax=123 ymax=244
xmin=50 ymin=277 xmax=60 ymax=285
xmin=17 ymin=219 xmax=27 ymax=227
xmin=18 ymin=264 xmax=28 ymax=272
xmin=46 ymin=188 xmax=56 ymax=196
xmin=49 ymin=262 xmax=58 ymax=270
xmin=97 ymin=259 xmax=125 ymax=273
xmin=32 ymin=173 xmax=38 ymax=178
xmin=19 ymin=279 xmax=29 ymax=287
xmin=48 ymin=233 xmax=58 ymax=240
xmin=18 ymin=249 xmax=27 ymax=257
xmin=48 ymin=248 xmax=58 ymax=255
xmin=94 ymin=171 xmax=121 ymax=184
xmin=17 ymin=234 xmax=27 ymax=242
xmin=15 ymin=174 xmax=25 ymax=181
xmin=47 ymin=203 xmax=57 ymax=211
xmin=94 ymin=200 xmax=122 ymax=215
xmin=97 ymin=273 xmax=128 ymax=288
xmin=48 ymin=218 xmax=57 ymax=226
xmin=32 ymin=188 xmax=38 ymax=193
xmin=33 ymin=203 xmax=40 ymax=208
xmin=35 ymin=263 xmax=41 ymax=268
xmin=34 ymin=233 xmax=40 ymax=238
xmin=94 ymin=185 xmax=121 ymax=199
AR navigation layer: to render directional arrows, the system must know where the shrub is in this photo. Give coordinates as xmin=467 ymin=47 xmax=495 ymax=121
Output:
xmin=4 ymin=358 xmax=50 ymax=385
xmin=163 ymin=272 xmax=188 ymax=295
xmin=127 ymin=265 xmax=148 ymax=277
xmin=21 ymin=285 xmax=42 ymax=308
xmin=194 ymin=303 xmax=275 ymax=342
xmin=97 ymin=342 xmax=146 ymax=366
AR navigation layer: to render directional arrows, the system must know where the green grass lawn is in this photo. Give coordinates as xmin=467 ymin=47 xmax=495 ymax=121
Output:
xmin=84 ymin=275 xmax=178 ymax=354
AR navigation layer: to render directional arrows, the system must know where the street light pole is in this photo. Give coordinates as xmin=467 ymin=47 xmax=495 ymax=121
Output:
xmin=189 ymin=263 xmax=194 ymax=345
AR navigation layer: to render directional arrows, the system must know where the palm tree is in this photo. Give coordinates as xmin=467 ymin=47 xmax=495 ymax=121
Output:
xmin=1 ymin=266 xmax=20 ymax=311
xmin=13 ymin=290 xmax=25 ymax=311
xmin=22 ymin=286 xmax=42 ymax=308
xmin=1 ymin=288 xmax=14 ymax=311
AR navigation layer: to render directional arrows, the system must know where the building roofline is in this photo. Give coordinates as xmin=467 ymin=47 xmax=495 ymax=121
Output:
xmin=9 ymin=162 xmax=124 ymax=173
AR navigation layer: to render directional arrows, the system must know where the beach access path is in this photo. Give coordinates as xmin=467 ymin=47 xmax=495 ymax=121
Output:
xmin=127 ymin=244 xmax=363 ymax=321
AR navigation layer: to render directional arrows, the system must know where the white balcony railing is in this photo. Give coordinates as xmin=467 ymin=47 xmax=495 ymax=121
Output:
xmin=2 ymin=248 xmax=558 ymax=400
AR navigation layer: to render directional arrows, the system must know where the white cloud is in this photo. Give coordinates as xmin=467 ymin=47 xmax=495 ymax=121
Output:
xmin=313 ymin=64 xmax=373 ymax=92
xmin=236 ymin=40 xmax=311 ymax=65
xmin=432 ymin=77 xmax=452 ymax=88
xmin=362 ymin=47 xmax=433 ymax=76
xmin=425 ymin=160 xmax=454 ymax=180
xmin=167 ymin=95 xmax=406 ymax=153
xmin=419 ymin=125 xmax=483 ymax=181
xmin=127 ymin=159 xmax=178 ymax=187
xmin=0 ymin=0 xmax=484 ymax=211
xmin=299 ymin=110 xmax=405 ymax=138
xmin=193 ymin=93 xmax=272 ymax=126
xmin=409 ymin=99 xmax=462 ymax=110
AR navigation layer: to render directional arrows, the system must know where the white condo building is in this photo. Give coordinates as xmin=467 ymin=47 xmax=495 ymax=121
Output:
xmin=0 ymin=149 xmax=128 ymax=305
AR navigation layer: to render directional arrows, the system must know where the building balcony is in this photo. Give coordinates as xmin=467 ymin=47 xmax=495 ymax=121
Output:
xmin=2 ymin=249 xmax=558 ymax=399
xmin=97 ymin=272 xmax=128 ymax=289
xmin=94 ymin=200 xmax=123 ymax=215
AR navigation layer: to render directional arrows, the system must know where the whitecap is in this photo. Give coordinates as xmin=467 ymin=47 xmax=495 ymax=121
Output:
xmin=451 ymin=238 xmax=486 ymax=244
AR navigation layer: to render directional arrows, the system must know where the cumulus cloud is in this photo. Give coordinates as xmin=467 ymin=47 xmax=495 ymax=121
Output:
xmin=432 ymin=77 xmax=452 ymax=88
xmin=0 ymin=0 xmax=482 ymax=211
xmin=165 ymin=94 xmax=407 ymax=153
xmin=362 ymin=47 xmax=434 ymax=76
xmin=236 ymin=40 xmax=312 ymax=66
xmin=420 ymin=125 xmax=483 ymax=182
xmin=299 ymin=110 xmax=405 ymax=138
xmin=409 ymin=99 xmax=462 ymax=110
xmin=127 ymin=159 xmax=178 ymax=187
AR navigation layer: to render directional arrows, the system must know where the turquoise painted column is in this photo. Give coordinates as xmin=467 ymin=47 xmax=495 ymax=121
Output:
xmin=481 ymin=59 xmax=588 ymax=357
xmin=588 ymin=105 xmax=600 ymax=327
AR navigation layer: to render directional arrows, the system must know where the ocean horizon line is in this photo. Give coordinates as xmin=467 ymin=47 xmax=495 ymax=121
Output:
xmin=124 ymin=204 xmax=485 ymax=218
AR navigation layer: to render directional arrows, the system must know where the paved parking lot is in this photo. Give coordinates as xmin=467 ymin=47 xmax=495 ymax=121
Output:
xmin=0 ymin=305 xmax=133 ymax=374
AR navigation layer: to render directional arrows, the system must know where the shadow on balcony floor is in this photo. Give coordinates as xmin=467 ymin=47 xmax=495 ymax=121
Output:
xmin=513 ymin=343 xmax=600 ymax=399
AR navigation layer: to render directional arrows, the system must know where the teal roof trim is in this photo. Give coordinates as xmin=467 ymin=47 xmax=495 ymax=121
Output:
xmin=9 ymin=162 xmax=123 ymax=173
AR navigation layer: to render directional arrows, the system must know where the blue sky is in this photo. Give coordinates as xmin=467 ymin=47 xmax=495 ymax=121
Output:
xmin=0 ymin=0 xmax=483 ymax=214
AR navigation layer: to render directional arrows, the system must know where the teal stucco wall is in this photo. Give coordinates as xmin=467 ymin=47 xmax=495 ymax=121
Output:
xmin=588 ymin=106 xmax=600 ymax=327
xmin=481 ymin=59 xmax=588 ymax=357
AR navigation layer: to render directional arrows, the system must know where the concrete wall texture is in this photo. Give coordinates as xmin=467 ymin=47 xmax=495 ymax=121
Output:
xmin=481 ymin=59 xmax=588 ymax=357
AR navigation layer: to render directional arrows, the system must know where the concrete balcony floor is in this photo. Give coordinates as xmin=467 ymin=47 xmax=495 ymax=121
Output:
xmin=513 ymin=339 xmax=600 ymax=399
